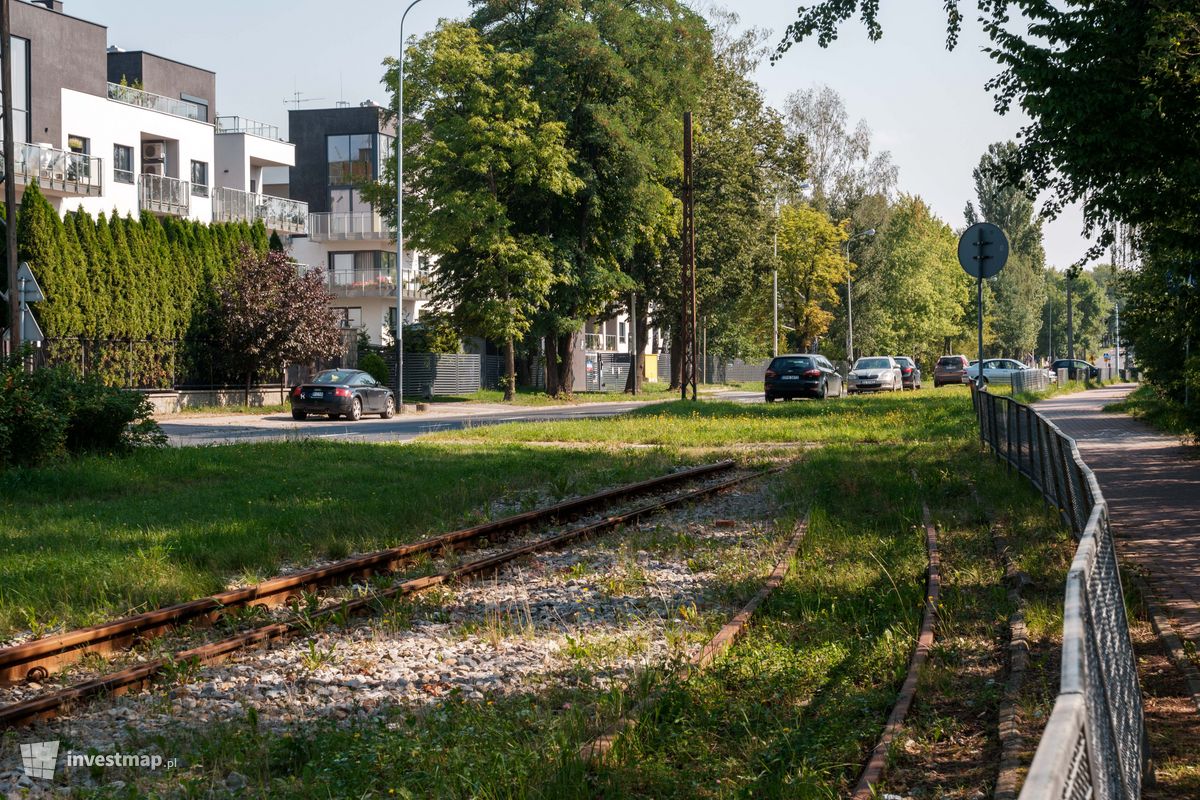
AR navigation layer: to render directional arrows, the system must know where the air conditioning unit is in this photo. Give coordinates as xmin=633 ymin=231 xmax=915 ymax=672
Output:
xmin=142 ymin=162 xmax=165 ymax=177
xmin=142 ymin=141 xmax=165 ymax=162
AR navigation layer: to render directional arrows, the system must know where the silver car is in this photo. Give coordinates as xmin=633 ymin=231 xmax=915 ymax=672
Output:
xmin=964 ymin=358 xmax=1032 ymax=387
xmin=847 ymin=356 xmax=903 ymax=394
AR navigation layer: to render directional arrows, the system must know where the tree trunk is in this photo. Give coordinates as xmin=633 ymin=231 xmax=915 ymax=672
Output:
xmin=245 ymin=369 xmax=253 ymax=407
xmin=624 ymin=303 xmax=648 ymax=394
xmin=669 ymin=326 xmax=682 ymax=390
xmin=503 ymin=336 xmax=516 ymax=402
xmin=557 ymin=332 xmax=575 ymax=396
xmin=544 ymin=333 xmax=559 ymax=397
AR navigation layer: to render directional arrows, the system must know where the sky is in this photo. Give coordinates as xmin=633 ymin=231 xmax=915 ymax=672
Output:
xmin=65 ymin=0 xmax=1095 ymax=269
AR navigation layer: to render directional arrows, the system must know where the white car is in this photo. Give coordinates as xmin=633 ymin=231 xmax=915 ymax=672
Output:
xmin=964 ymin=358 xmax=1035 ymax=386
xmin=847 ymin=356 xmax=903 ymax=394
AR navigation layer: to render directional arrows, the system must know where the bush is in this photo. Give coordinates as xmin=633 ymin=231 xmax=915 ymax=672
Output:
xmin=0 ymin=355 xmax=165 ymax=469
xmin=359 ymin=351 xmax=390 ymax=385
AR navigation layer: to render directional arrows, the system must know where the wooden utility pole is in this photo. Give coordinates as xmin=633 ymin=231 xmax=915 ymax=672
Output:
xmin=1 ymin=0 xmax=18 ymax=356
xmin=680 ymin=112 xmax=696 ymax=401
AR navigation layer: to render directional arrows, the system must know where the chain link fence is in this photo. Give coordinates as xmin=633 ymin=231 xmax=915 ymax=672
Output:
xmin=973 ymin=387 xmax=1145 ymax=799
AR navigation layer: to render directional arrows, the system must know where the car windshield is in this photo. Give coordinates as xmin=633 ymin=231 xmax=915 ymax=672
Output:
xmin=770 ymin=357 xmax=813 ymax=371
xmin=854 ymin=358 xmax=891 ymax=370
xmin=937 ymin=357 xmax=960 ymax=367
xmin=894 ymin=357 xmax=913 ymax=367
xmin=310 ymin=370 xmax=352 ymax=385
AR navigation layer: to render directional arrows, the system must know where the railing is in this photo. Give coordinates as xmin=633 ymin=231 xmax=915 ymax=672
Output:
xmin=307 ymin=212 xmax=391 ymax=241
xmin=327 ymin=267 xmax=426 ymax=298
xmin=1012 ymin=369 xmax=1050 ymax=394
xmin=138 ymin=173 xmax=190 ymax=216
xmin=215 ymin=116 xmax=280 ymax=140
xmin=212 ymin=186 xmax=308 ymax=234
xmin=1 ymin=142 xmax=102 ymax=195
xmin=107 ymin=82 xmax=207 ymax=122
xmin=973 ymin=388 xmax=1144 ymax=800
xmin=584 ymin=332 xmax=619 ymax=352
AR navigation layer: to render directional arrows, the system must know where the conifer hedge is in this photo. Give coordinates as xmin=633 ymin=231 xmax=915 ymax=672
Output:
xmin=5 ymin=182 xmax=270 ymax=387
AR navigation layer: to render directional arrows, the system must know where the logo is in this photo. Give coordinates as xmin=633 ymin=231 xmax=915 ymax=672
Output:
xmin=19 ymin=740 xmax=59 ymax=780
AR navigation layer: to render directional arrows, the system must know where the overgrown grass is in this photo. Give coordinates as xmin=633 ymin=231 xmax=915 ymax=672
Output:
xmin=418 ymin=382 xmax=678 ymax=406
xmin=1104 ymin=383 xmax=1198 ymax=440
xmin=0 ymin=443 xmax=690 ymax=637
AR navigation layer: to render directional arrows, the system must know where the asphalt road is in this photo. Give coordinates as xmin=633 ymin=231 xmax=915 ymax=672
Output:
xmin=160 ymin=391 xmax=763 ymax=446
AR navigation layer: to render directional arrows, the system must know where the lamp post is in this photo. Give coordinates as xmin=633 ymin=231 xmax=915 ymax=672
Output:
xmin=843 ymin=228 xmax=875 ymax=363
xmin=395 ymin=0 xmax=429 ymax=414
xmin=771 ymin=178 xmax=812 ymax=357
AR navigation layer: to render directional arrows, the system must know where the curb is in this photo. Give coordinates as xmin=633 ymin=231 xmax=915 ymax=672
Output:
xmin=1132 ymin=572 xmax=1200 ymax=715
xmin=992 ymin=521 xmax=1030 ymax=800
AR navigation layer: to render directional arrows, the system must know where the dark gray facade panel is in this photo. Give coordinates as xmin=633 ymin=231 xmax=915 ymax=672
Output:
xmin=106 ymin=51 xmax=216 ymax=117
xmin=287 ymin=106 xmax=390 ymax=213
xmin=10 ymin=0 xmax=106 ymax=144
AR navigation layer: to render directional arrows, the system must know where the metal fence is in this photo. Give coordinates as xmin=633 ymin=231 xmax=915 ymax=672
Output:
xmin=1012 ymin=368 xmax=1050 ymax=394
xmin=973 ymin=388 xmax=1144 ymax=800
xmin=373 ymin=350 xmax=502 ymax=396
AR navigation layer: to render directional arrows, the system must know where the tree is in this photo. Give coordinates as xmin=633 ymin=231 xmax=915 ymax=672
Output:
xmin=212 ymin=248 xmax=343 ymax=401
xmin=376 ymin=22 xmax=580 ymax=401
xmin=776 ymin=204 xmax=848 ymax=352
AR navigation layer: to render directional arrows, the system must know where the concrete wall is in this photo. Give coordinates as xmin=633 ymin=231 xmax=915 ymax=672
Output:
xmin=146 ymin=386 xmax=289 ymax=415
xmin=10 ymin=0 xmax=107 ymax=144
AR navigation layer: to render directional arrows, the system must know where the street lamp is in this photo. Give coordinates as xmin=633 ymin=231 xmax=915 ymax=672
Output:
xmin=843 ymin=228 xmax=875 ymax=363
xmin=395 ymin=0 xmax=429 ymax=414
xmin=772 ymin=177 xmax=812 ymax=357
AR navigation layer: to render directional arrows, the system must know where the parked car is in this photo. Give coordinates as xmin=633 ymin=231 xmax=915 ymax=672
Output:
xmin=964 ymin=358 xmax=1036 ymax=387
xmin=764 ymin=354 xmax=844 ymax=401
xmin=847 ymin=356 xmax=903 ymax=394
xmin=1049 ymin=358 xmax=1100 ymax=381
xmin=893 ymin=356 xmax=922 ymax=390
xmin=289 ymin=369 xmax=395 ymax=421
xmin=934 ymin=354 xmax=970 ymax=387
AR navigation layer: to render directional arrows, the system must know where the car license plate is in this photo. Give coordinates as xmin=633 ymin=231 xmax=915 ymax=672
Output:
xmin=312 ymin=390 xmax=323 ymax=398
xmin=781 ymin=375 xmax=799 ymax=380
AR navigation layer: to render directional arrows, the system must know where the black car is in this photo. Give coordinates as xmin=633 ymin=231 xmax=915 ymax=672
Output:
xmin=1049 ymin=358 xmax=1099 ymax=381
xmin=289 ymin=369 xmax=395 ymax=421
xmin=764 ymin=354 xmax=843 ymax=401
xmin=893 ymin=356 xmax=922 ymax=390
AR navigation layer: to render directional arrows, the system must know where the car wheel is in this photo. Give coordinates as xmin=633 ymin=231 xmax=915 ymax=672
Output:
xmin=819 ymin=381 xmax=828 ymax=400
xmin=291 ymin=410 xmax=307 ymax=421
xmin=349 ymin=397 xmax=363 ymax=421
xmin=381 ymin=395 xmax=395 ymax=419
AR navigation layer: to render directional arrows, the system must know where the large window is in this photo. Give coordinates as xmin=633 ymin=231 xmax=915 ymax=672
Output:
xmin=113 ymin=144 xmax=134 ymax=184
xmin=327 ymin=133 xmax=382 ymax=215
xmin=190 ymin=160 xmax=209 ymax=197
xmin=0 ymin=36 xmax=30 ymax=143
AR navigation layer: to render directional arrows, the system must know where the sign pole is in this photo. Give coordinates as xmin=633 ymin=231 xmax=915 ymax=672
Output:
xmin=977 ymin=274 xmax=984 ymax=391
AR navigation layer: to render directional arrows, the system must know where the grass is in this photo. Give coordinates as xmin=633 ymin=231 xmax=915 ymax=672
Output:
xmin=172 ymin=403 xmax=290 ymax=416
xmin=0 ymin=443 xmax=693 ymax=637
xmin=1104 ymin=383 xmax=1198 ymax=440
xmin=414 ymin=382 xmax=679 ymax=406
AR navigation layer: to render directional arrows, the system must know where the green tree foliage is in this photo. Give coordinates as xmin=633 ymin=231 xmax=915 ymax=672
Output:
xmin=775 ymin=204 xmax=848 ymax=352
xmin=390 ymin=22 xmax=580 ymax=401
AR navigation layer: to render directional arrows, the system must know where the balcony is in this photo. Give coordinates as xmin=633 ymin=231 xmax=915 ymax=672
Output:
xmin=138 ymin=173 xmax=190 ymax=216
xmin=327 ymin=268 xmax=427 ymax=299
xmin=215 ymin=116 xmax=280 ymax=140
xmin=1 ymin=142 xmax=102 ymax=196
xmin=307 ymin=212 xmax=392 ymax=242
xmin=107 ymin=82 xmax=207 ymax=122
xmin=584 ymin=332 xmax=621 ymax=352
xmin=213 ymin=186 xmax=308 ymax=234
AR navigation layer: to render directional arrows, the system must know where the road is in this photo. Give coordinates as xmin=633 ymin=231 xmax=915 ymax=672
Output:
xmin=160 ymin=391 xmax=762 ymax=446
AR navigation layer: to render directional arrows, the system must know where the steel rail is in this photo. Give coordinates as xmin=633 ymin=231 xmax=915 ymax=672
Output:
xmin=0 ymin=465 xmax=774 ymax=729
xmin=0 ymin=461 xmax=735 ymax=685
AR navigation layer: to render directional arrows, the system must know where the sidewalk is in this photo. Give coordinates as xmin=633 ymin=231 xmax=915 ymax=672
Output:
xmin=1035 ymin=384 xmax=1200 ymax=642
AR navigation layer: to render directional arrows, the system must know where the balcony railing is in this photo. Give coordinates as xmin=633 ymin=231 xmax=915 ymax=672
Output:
xmin=215 ymin=116 xmax=280 ymax=140
xmin=212 ymin=186 xmax=308 ymax=234
xmin=1 ymin=141 xmax=103 ymax=196
xmin=138 ymin=173 xmax=190 ymax=216
xmin=327 ymin=268 xmax=427 ymax=299
xmin=107 ymin=82 xmax=207 ymax=122
xmin=584 ymin=332 xmax=620 ymax=352
xmin=307 ymin=211 xmax=392 ymax=241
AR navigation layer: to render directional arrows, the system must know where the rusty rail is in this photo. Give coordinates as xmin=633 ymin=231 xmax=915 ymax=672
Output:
xmin=0 ymin=461 xmax=735 ymax=685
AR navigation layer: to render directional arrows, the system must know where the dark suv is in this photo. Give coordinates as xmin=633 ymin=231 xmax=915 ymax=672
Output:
xmin=765 ymin=354 xmax=844 ymax=401
xmin=934 ymin=355 xmax=970 ymax=387
xmin=1050 ymin=358 xmax=1100 ymax=381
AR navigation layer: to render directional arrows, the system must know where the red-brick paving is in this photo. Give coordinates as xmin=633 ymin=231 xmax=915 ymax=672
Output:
xmin=1035 ymin=384 xmax=1200 ymax=644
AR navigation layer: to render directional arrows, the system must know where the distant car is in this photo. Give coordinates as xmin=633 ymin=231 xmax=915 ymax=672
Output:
xmin=764 ymin=354 xmax=844 ymax=401
xmin=893 ymin=356 xmax=922 ymax=390
xmin=289 ymin=369 xmax=395 ymax=421
xmin=847 ymin=356 xmax=903 ymax=394
xmin=964 ymin=358 xmax=1035 ymax=387
xmin=934 ymin=354 xmax=970 ymax=387
xmin=1049 ymin=358 xmax=1100 ymax=381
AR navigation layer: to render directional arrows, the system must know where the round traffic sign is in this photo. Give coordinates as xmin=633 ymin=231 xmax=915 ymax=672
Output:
xmin=958 ymin=222 xmax=1009 ymax=279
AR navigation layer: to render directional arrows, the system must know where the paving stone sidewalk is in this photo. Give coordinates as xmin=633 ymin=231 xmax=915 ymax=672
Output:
xmin=1035 ymin=384 xmax=1200 ymax=642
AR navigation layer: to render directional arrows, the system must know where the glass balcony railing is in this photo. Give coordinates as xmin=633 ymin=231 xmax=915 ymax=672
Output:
xmin=215 ymin=116 xmax=281 ymax=140
xmin=584 ymin=332 xmax=620 ymax=352
xmin=212 ymin=186 xmax=307 ymax=234
xmin=307 ymin=211 xmax=392 ymax=241
xmin=107 ymin=82 xmax=207 ymax=122
xmin=138 ymin=173 xmax=190 ymax=216
xmin=327 ymin=268 xmax=427 ymax=299
xmin=1 ymin=141 xmax=103 ymax=196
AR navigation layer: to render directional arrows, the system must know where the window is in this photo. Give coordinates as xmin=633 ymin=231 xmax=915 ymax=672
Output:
xmin=190 ymin=160 xmax=209 ymax=197
xmin=336 ymin=307 xmax=363 ymax=329
xmin=113 ymin=144 xmax=134 ymax=184
xmin=327 ymin=133 xmax=375 ymax=185
xmin=0 ymin=36 xmax=30 ymax=143
xmin=618 ymin=321 xmax=627 ymax=346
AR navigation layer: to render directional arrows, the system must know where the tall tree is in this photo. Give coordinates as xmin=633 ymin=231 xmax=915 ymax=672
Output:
xmin=776 ymin=204 xmax=848 ymax=352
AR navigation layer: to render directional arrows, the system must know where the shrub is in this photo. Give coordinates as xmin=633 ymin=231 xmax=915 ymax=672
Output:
xmin=359 ymin=351 xmax=390 ymax=385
